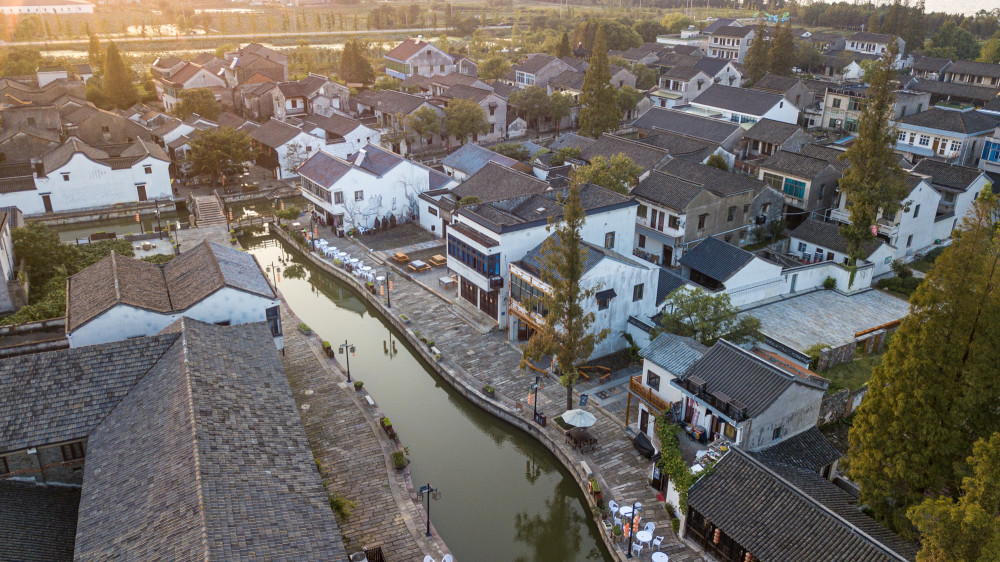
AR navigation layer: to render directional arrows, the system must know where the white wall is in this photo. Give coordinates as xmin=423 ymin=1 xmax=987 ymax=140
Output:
xmin=723 ymin=257 xmax=784 ymax=307
xmin=893 ymin=180 xmax=942 ymax=258
xmin=303 ymin=159 xmax=432 ymax=229
xmin=583 ymin=256 xmax=658 ymax=359
xmin=277 ymin=131 xmax=328 ymax=179
xmin=0 ymin=219 xmax=14 ymax=282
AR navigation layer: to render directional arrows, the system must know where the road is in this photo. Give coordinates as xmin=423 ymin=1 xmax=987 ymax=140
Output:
xmin=5 ymin=25 xmax=510 ymax=48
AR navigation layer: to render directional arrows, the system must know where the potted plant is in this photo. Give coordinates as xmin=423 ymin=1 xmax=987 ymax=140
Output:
xmin=353 ymin=380 xmax=364 ymax=391
xmin=426 ymin=340 xmax=435 ymax=350
xmin=298 ymin=323 xmax=312 ymax=336
xmin=333 ymin=259 xmax=343 ymax=267
xmin=482 ymin=384 xmax=495 ymax=398
xmin=365 ymin=281 xmax=375 ymax=294
xmin=392 ymin=451 xmax=407 ymax=470
xmin=612 ymin=525 xmax=623 ymax=540
xmin=322 ymin=340 xmax=334 ymax=357
xmin=380 ymin=417 xmax=395 ymax=439
xmin=589 ymin=478 xmax=602 ymax=501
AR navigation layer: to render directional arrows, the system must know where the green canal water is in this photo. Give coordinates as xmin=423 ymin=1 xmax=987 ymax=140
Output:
xmin=242 ymin=234 xmax=612 ymax=562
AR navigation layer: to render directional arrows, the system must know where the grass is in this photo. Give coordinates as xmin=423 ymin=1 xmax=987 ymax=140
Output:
xmin=909 ymin=258 xmax=934 ymax=273
xmin=821 ymin=351 xmax=886 ymax=393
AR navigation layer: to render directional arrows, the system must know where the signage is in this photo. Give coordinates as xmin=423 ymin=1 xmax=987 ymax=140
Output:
xmin=580 ymin=394 xmax=589 ymax=407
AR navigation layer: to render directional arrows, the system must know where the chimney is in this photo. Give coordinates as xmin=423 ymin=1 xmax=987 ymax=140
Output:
xmin=354 ymin=149 xmax=366 ymax=166
xmin=417 ymin=35 xmax=424 ymax=42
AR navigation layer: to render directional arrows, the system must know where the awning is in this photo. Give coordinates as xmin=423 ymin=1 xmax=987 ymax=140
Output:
xmin=595 ymin=289 xmax=617 ymax=300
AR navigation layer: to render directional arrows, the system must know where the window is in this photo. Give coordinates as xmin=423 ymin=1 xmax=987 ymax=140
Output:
xmin=637 ymin=204 xmax=647 ymax=218
xmin=61 ymin=442 xmax=85 ymax=461
xmin=354 ymin=190 xmax=364 ymax=202
xmin=604 ymin=232 xmax=615 ymax=249
xmin=742 ymin=204 xmax=749 ymax=214
xmin=727 ymin=206 xmax=736 ymax=222
xmin=697 ymin=214 xmax=708 ymax=229
xmin=762 ymin=172 xmax=783 ymax=190
xmin=772 ymin=427 xmax=782 ymax=442
xmin=783 ymin=178 xmax=807 ymax=199
xmin=909 ymin=133 xmax=916 ymax=144
xmin=428 ymin=206 xmax=438 ymax=217
xmin=632 ymin=283 xmax=644 ymax=302
xmin=906 ymin=234 xmax=913 ymax=247
xmin=983 ymin=140 xmax=1000 ymax=164
xmin=818 ymin=184 xmax=825 ymax=197
xmin=597 ymin=295 xmax=610 ymax=310
xmin=668 ymin=215 xmax=680 ymax=229
xmin=798 ymin=242 xmax=807 ymax=252
xmin=334 ymin=191 xmax=344 ymax=204
xmin=101 ymin=125 xmax=110 ymax=133
xmin=510 ymin=274 xmax=548 ymax=315
xmin=919 ymin=135 xmax=930 ymax=146
xmin=646 ymin=371 xmax=661 ymax=391
xmin=144 ymin=165 xmax=152 ymax=174
xmin=832 ymin=97 xmax=842 ymax=109
xmin=897 ymin=131 xmax=906 ymax=142
xmin=440 ymin=64 xmax=445 ymax=71
xmin=27 ymin=117 xmax=36 ymax=126
xmin=489 ymin=105 xmax=496 ymax=116
xmin=950 ymin=140 xmax=961 ymax=152
xmin=447 ymin=235 xmax=501 ymax=277
xmin=761 ymin=203 xmax=770 ymax=214
xmin=913 ymin=204 xmax=920 ymax=218
xmin=638 ymin=234 xmax=646 ymax=248
xmin=62 ymin=173 xmax=70 ymax=181
xmin=266 ymin=305 xmax=282 ymax=336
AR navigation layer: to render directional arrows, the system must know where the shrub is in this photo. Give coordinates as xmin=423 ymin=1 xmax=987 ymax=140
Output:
xmin=483 ymin=384 xmax=494 ymax=394
xmin=890 ymin=259 xmax=913 ymax=278
xmin=671 ymin=519 xmax=680 ymax=534
xmin=322 ymin=340 xmax=331 ymax=349
xmin=381 ymin=417 xmax=391 ymax=428
xmin=354 ymin=380 xmax=364 ymax=390
xmin=298 ymin=323 xmax=311 ymax=332
xmin=876 ymin=276 xmax=923 ymax=296
xmin=328 ymin=492 xmax=357 ymax=519
xmin=392 ymin=451 xmax=407 ymax=468
xmin=923 ymin=246 xmax=945 ymax=263
xmin=823 ymin=276 xmax=836 ymax=290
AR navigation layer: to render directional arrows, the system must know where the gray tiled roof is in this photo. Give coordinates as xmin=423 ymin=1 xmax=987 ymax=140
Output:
xmin=636 ymin=131 xmax=717 ymax=162
xmin=912 ymin=158 xmax=987 ymax=191
xmin=750 ymin=426 xmax=842 ymax=472
xmin=365 ymin=89 xmax=430 ymax=115
xmin=849 ymin=31 xmax=895 ymax=44
xmin=657 ymin=268 xmax=689 ymax=305
xmin=702 ymin=18 xmax=738 ymax=34
xmin=688 ymin=447 xmax=915 ymax=562
xmin=712 ymin=25 xmax=753 ymax=38
xmin=679 ymin=237 xmax=755 ymax=283
xmin=0 ymin=333 xmax=180 ymax=453
xmin=75 ymin=319 xmax=345 ymax=560
xmin=752 ymin=73 xmax=803 ymax=94
xmin=462 ymin=182 xmax=633 ymax=232
xmin=513 ymin=54 xmax=558 ymax=74
xmin=905 ymin=77 xmax=1000 ymax=103
xmin=451 ymin=161 xmax=549 ymax=203
xmin=442 ymin=143 xmax=518 ymax=176
xmin=789 ymin=218 xmax=884 ymax=258
xmin=250 ymin=118 xmax=303 ymax=148
xmin=911 ymin=56 xmax=952 ymax=73
xmin=581 ymin=134 xmax=671 ymax=171
xmin=692 ymin=57 xmax=733 ymax=78
xmin=659 ymin=157 xmax=767 ymax=196
xmin=945 ymin=59 xmax=1000 ymax=79
xmin=519 ymin=235 xmax=647 ymax=278
xmin=797 ymin=144 xmax=849 ymax=171
xmin=549 ymin=132 xmax=596 ymax=151
xmin=757 ymin=150 xmax=837 ymax=179
xmin=896 ymin=107 xmax=1000 ymax=134
xmin=0 ymin=481 xmax=80 ymax=561
xmin=639 ymin=332 xmax=706 ymax=375
xmin=631 ymin=171 xmax=705 ymax=210
xmin=350 ymin=143 xmax=405 ymax=176
xmin=744 ymin=118 xmax=803 ymax=145
xmin=632 ymin=107 xmax=742 ymax=144
xmin=662 ymin=65 xmax=704 ymax=81
xmin=691 ymin=84 xmax=783 ymax=116
xmin=298 ymin=150 xmax=352 ymax=187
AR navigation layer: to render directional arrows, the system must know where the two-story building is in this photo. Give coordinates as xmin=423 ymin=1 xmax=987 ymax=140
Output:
xmin=942 ymin=60 xmax=1000 ymax=89
xmin=651 ymin=66 xmax=713 ymax=108
xmin=688 ymin=84 xmax=799 ymax=126
xmin=302 ymin=113 xmax=381 ymax=160
xmin=736 ymin=118 xmax=813 ymax=174
xmin=226 ymin=43 xmax=289 ymax=84
xmin=823 ymin=84 xmax=931 ymax=134
xmin=911 ymin=158 xmax=991 ymax=221
xmin=706 ymin=25 xmax=754 ymax=62
xmin=678 ymin=236 xmax=785 ymax=306
xmin=788 ymin=218 xmax=895 ymax=276
xmin=510 ymin=54 xmax=577 ymax=89
xmin=630 ymin=332 xmax=707 ymax=437
xmin=633 ymin=107 xmax=745 ymax=154
xmin=441 ymin=142 xmax=519 ymax=181
xmin=384 ymin=37 xmax=455 ymax=79
xmin=845 ymin=32 xmax=906 ymax=61
xmin=757 ymin=149 xmax=844 ymax=216
xmin=911 ymin=56 xmax=953 ymax=81
xmin=272 ymin=74 xmax=350 ymax=120
xmin=893 ymin=105 xmax=1000 ymax=166
xmin=250 ymin=118 xmax=328 ymax=179
xmin=354 ymin=89 xmax=444 ymax=156
xmin=154 ymin=61 xmax=229 ymax=113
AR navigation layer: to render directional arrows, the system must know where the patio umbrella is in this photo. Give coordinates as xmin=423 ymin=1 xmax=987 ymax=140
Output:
xmin=562 ymin=409 xmax=597 ymax=428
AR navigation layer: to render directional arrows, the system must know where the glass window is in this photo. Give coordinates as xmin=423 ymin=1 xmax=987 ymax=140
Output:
xmin=772 ymin=427 xmax=782 ymax=441
xmin=638 ymin=234 xmax=646 ymax=248
xmin=783 ymin=178 xmax=807 ymax=199
xmin=698 ymin=214 xmax=708 ymax=229
xmin=266 ymin=305 xmax=282 ymax=336
xmin=632 ymin=283 xmax=644 ymax=302
xmin=919 ymin=135 xmax=930 ymax=146
xmin=646 ymin=371 xmax=660 ymax=391
xmin=727 ymin=206 xmax=736 ymax=222
xmin=762 ymin=172 xmax=783 ymax=190
xmin=832 ymin=97 xmax=842 ymax=108
xmin=604 ymin=232 xmax=615 ymax=249
xmin=637 ymin=204 xmax=647 ymax=218
xmin=355 ymin=190 xmax=364 ymax=201
xmin=983 ymin=141 xmax=1000 ymax=163
xmin=798 ymin=242 xmax=807 ymax=252
xmin=334 ymin=191 xmax=344 ymax=204
xmin=913 ymin=204 xmax=920 ymax=218
xmin=597 ymin=296 xmax=610 ymax=310
xmin=61 ymin=442 xmax=85 ymax=461
xmin=950 ymin=140 xmax=961 ymax=152
xmin=897 ymin=131 xmax=906 ymax=141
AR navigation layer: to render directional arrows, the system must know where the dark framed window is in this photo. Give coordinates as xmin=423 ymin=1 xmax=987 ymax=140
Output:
xmin=646 ymin=370 xmax=660 ymax=391
xmin=913 ymin=204 xmax=920 ymax=218
xmin=637 ymin=204 xmax=648 ymax=218
xmin=727 ymin=206 xmax=736 ymax=222
xmin=604 ymin=232 xmax=615 ymax=249
xmin=144 ymin=165 xmax=153 ymax=174
xmin=668 ymin=215 xmax=680 ymax=229
xmin=638 ymin=234 xmax=646 ymax=249
xmin=698 ymin=214 xmax=708 ymax=229
xmin=61 ymin=442 xmax=85 ymax=461
xmin=447 ymin=235 xmax=500 ymax=276
xmin=266 ymin=306 xmax=281 ymax=336
xmin=772 ymin=427 xmax=782 ymax=441
xmin=334 ymin=191 xmax=344 ymax=204
xmin=0 ymin=456 xmax=8 ymax=475
xmin=597 ymin=296 xmax=610 ymax=310
xmin=632 ymin=283 xmax=644 ymax=302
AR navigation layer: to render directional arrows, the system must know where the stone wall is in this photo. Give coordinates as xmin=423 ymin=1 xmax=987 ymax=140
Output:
xmin=819 ymin=386 xmax=869 ymax=425
xmin=816 ymin=340 xmax=856 ymax=371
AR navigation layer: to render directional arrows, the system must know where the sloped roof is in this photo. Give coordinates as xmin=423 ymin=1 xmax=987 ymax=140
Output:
xmin=797 ymin=144 xmax=849 ymax=171
xmin=905 ymin=77 xmax=1000 ymax=103
xmin=946 ymin=59 xmax=1000 ymax=79
xmin=849 ymin=31 xmax=896 ymax=44
xmin=350 ymin=143 xmax=404 ymax=176
xmin=385 ymin=38 xmax=443 ymax=61
xmin=581 ymin=134 xmax=670 ymax=171
xmin=363 ymin=89 xmax=430 ymax=115
xmin=0 ymin=481 xmax=80 ymax=561
xmin=752 ymin=73 xmax=803 ymax=94
xmin=519 ymin=235 xmax=647 ymax=278
xmin=757 ymin=150 xmax=837 ymax=179
xmin=896 ymin=107 xmax=1000 ymax=134
xmin=42 ymin=137 xmax=109 ymax=172
xmin=301 ymin=113 xmax=364 ymax=137
xmin=549 ymin=69 xmax=587 ymax=90
xmin=789 ymin=218 xmax=884 ymax=258
xmin=662 ymin=65 xmax=706 ymax=81
xmin=713 ymin=25 xmax=753 ymax=38
xmin=442 ymin=143 xmax=518 ymax=176
xmin=549 ymin=132 xmax=596 ymax=152
xmin=251 ymin=118 xmax=304 ymax=148
xmin=679 ymin=236 xmax=755 ymax=283
xmin=513 ymin=54 xmax=558 ymax=74
xmin=451 ymin=161 xmax=549 ymax=203
xmin=750 ymin=426 xmax=843 ymax=472
xmin=703 ymin=18 xmax=738 ymax=34
xmin=659 ymin=157 xmax=766 ymax=196
xmin=911 ymin=159 xmax=985 ymax=191
xmin=657 ymin=268 xmax=689 ymax=305
xmin=632 ymin=107 xmax=742 ymax=143
xmin=691 ymin=84 xmax=784 ymax=116
xmin=461 ymin=182 xmax=632 ymax=232
xmin=297 ymin=150 xmax=353 ymax=188
xmin=443 ymin=84 xmax=494 ymax=103
xmin=631 ymin=170 xmax=705 ymax=210
xmin=911 ymin=56 xmax=952 ymax=73
xmin=639 ymin=332 xmax=706 ymax=375
xmin=636 ymin=131 xmax=717 ymax=163
xmin=744 ymin=118 xmax=805 ymax=145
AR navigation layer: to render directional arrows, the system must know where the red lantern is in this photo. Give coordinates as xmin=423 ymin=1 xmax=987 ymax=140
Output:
xmin=714 ymin=529 xmax=721 ymax=544
xmin=135 ymin=213 xmax=140 ymax=223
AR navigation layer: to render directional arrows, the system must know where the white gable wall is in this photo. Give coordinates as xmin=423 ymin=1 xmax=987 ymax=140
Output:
xmin=582 ymin=256 xmax=659 ymax=359
xmin=722 ymin=256 xmax=784 ymax=307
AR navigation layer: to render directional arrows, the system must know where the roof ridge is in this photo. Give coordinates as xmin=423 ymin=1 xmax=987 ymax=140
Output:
xmin=204 ymin=239 xmax=227 ymax=289
xmin=176 ymin=318 xmax=212 ymax=559
xmin=110 ymin=251 xmax=121 ymax=303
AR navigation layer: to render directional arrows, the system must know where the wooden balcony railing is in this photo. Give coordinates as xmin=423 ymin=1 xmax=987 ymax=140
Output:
xmin=629 ymin=375 xmax=672 ymax=414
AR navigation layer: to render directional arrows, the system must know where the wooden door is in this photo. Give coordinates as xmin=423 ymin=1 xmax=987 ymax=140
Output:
xmin=639 ymin=409 xmax=650 ymax=434
xmin=41 ymin=194 xmax=53 ymax=213
xmin=136 ymin=184 xmax=147 ymax=201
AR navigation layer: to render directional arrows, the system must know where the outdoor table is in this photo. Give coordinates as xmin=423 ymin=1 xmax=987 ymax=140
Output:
xmin=409 ymin=260 xmax=431 ymax=273
xmin=393 ymin=252 xmax=410 ymax=264
xmin=428 ymin=254 xmax=447 ymax=267
xmin=361 ymin=266 xmax=373 ymax=274
xmin=652 ymin=552 xmax=669 ymax=562
xmin=635 ymin=531 xmax=652 ymax=548
xmin=619 ymin=505 xmax=633 ymax=518
xmin=439 ymin=276 xmax=457 ymax=289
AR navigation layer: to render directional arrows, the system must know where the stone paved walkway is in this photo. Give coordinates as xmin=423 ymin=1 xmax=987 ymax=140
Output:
xmin=308 ymin=225 xmax=704 ymax=562
xmin=279 ymin=304 xmax=448 ymax=561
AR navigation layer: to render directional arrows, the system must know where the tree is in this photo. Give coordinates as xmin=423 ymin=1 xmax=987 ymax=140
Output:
xmin=339 ymin=39 xmax=374 ymax=85
xmin=578 ymin=26 xmax=621 ymax=139
xmin=616 ymin=86 xmax=643 ymax=120
xmin=88 ymin=33 xmax=102 ymax=72
xmin=283 ymin=142 xmax=309 ymax=175
xmin=12 ymin=221 xmax=72 ymax=297
xmin=491 ymin=142 xmax=529 ymax=161
xmin=795 ymin=41 xmax=825 ymax=74
xmin=508 ymin=85 xmax=551 ymax=135
xmin=633 ymin=20 xmax=666 ymax=43
xmin=908 ymin=433 xmax=1000 ymax=561
xmin=522 ymin=182 xmax=608 ymax=411
xmin=406 ymin=106 xmax=442 ymax=149
xmin=706 ymin=154 xmax=729 ymax=171
xmin=434 ymin=33 xmax=452 ymax=53
xmin=102 ymin=42 xmax=139 ymax=109
xmin=555 ymin=32 xmax=572 ymax=58
xmin=769 ymin=21 xmax=795 ymax=76
xmin=548 ymin=92 xmax=573 ymax=133
xmin=837 ymin=41 xmax=908 ymax=265
xmin=172 ymin=88 xmax=221 ymax=120
xmin=13 ymin=14 xmax=42 ymax=42
xmin=743 ymin=20 xmax=771 ymax=86
xmin=653 ymin=288 xmax=761 ymax=347
xmin=979 ymin=31 xmax=1000 ymax=64
xmin=0 ymin=47 xmax=44 ymax=77
xmin=443 ymin=98 xmax=489 ymax=145
xmin=214 ymin=42 xmax=237 ymax=59
xmin=848 ymin=189 xmax=1000 ymax=537
xmin=551 ymin=146 xmax=581 ymax=166
xmin=926 ymin=20 xmax=980 ymax=60
xmin=186 ymin=127 xmax=258 ymax=186
xmin=661 ymin=14 xmax=694 ymax=35
xmin=479 ymin=54 xmax=511 ymax=81
xmin=570 ymin=154 xmax=642 ymax=195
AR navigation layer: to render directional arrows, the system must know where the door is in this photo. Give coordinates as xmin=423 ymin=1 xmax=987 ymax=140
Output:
xmin=932 ymin=138 xmax=940 ymax=153
xmin=479 ymin=288 xmax=499 ymax=319
xmin=41 ymin=194 xmax=53 ymax=213
xmin=790 ymin=273 xmax=798 ymax=292
xmin=662 ymin=246 xmax=673 ymax=267
xmin=136 ymin=184 xmax=147 ymax=202
xmin=639 ymin=409 xmax=650 ymax=435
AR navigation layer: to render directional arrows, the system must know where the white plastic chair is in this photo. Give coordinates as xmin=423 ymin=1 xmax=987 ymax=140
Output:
xmin=644 ymin=521 xmax=655 ymax=534
xmin=442 ymin=555 xmax=454 ymax=562
xmin=631 ymin=542 xmax=643 ymax=557
xmin=634 ymin=501 xmax=643 ymax=511
xmin=613 ymin=516 xmax=621 ymax=530
xmin=423 ymin=557 xmax=436 ymax=562
xmin=607 ymin=500 xmax=619 ymax=514
xmin=652 ymin=535 xmax=664 ymax=551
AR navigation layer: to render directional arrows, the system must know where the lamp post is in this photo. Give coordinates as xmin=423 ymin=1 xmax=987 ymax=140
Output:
xmin=417 ymin=483 xmax=441 ymax=537
xmin=532 ymin=375 xmax=541 ymax=421
xmin=155 ymin=202 xmax=162 ymax=239
xmin=386 ymin=269 xmax=391 ymax=308
xmin=625 ymin=501 xmax=644 ymax=559
xmin=339 ymin=340 xmax=356 ymax=382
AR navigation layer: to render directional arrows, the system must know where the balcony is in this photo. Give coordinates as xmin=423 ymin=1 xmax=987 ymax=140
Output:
xmin=629 ymin=375 xmax=672 ymax=414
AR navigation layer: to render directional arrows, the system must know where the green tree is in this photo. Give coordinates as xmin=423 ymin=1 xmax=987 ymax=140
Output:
xmin=555 ymin=32 xmax=572 ymax=58
xmin=406 ymin=105 xmax=442 ymax=149
xmin=186 ymin=127 xmax=258 ymax=186
xmin=550 ymin=146 xmax=581 ymax=166
xmin=214 ymin=42 xmax=237 ymax=59
xmin=849 ymin=189 xmax=1000 ymax=537
xmin=13 ymin=14 xmax=42 ymax=42
xmin=979 ymin=31 xmax=1000 ymax=64
xmin=743 ymin=20 xmax=771 ymax=86
xmin=443 ymin=98 xmax=489 ymax=145
xmin=706 ymin=154 xmax=729 ymax=171
xmin=795 ymin=41 xmax=825 ymax=73
xmin=478 ymin=53 xmax=511 ymax=81
xmin=102 ymin=42 xmax=139 ymax=109
xmin=653 ymin=287 xmax=761 ymax=347
xmin=434 ymin=33 xmax=452 ymax=53
xmin=633 ymin=20 xmax=666 ymax=43
xmin=508 ymin=85 xmax=551 ymax=135
xmin=616 ymin=86 xmax=643 ymax=119
xmin=88 ymin=32 xmax=102 ymax=72
xmin=660 ymin=13 xmax=693 ymax=34
xmin=577 ymin=26 xmax=621 ymax=139
xmin=522 ymin=182 xmax=609 ymax=411
xmin=339 ymin=39 xmax=374 ymax=85
xmin=926 ymin=20 xmax=980 ymax=60
xmin=769 ymin=21 xmax=795 ymax=76
xmin=172 ymin=88 xmax=221 ymax=120
xmin=0 ymin=47 xmax=43 ymax=76
xmin=570 ymin=154 xmax=641 ymax=195
xmin=837 ymin=41 xmax=908 ymax=265
xmin=11 ymin=221 xmax=73 ymax=297
xmin=548 ymin=91 xmax=574 ymax=133
xmin=908 ymin=433 xmax=1000 ymax=561
xmin=630 ymin=61 xmax=659 ymax=89
xmin=491 ymin=142 xmax=529 ymax=161
xmin=283 ymin=142 xmax=309 ymax=175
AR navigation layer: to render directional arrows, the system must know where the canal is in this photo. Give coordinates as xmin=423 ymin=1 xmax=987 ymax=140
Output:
xmin=242 ymin=233 xmax=612 ymax=562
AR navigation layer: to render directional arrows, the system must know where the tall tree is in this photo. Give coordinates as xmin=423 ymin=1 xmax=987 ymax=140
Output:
xmin=653 ymin=287 xmax=761 ymax=347
xmin=837 ymin=41 xmax=908 ymax=265
xmin=616 ymin=86 xmax=643 ymax=120
xmin=908 ymin=432 xmax=1000 ymax=560
xmin=478 ymin=54 xmax=511 ymax=81
xmin=979 ymin=31 xmax=1000 ymax=64
xmin=406 ymin=105 xmax=442 ymax=149
xmin=570 ymin=154 xmax=641 ymax=195
xmin=926 ymin=20 xmax=980 ymax=60
xmin=186 ymin=127 xmax=258 ymax=186
xmin=87 ymin=32 xmax=102 ymax=73
xmin=848 ymin=189 xmax=1000 ymax=537
xmin=339 ymin=39 xmax=374 ymax=85
xmin=172 ymin=88 xmax=221 ymax=120
xmin=102 ymin=42 xmax=139 ymax=109
xmin=743 ymin=20 xmax=771 ymax=86
xmin=769 ymin=21 xmax=795 ymax=76
xmin=577 ymin=26 xmax=621 ymax=139
xmin=547 ymin=91 xmax=573 ymax=134
xmin=443 ymin=98 xmax=489 ymax=145
xmin=555 ymin=32 xmax=572 ymax=58
xmin=633 ymin=20 xmax=666 ymax=43
xmin=509 ymin=85 xmax=551 ymax=135
xmin=522 ymin=182 xmax=608 ymax=411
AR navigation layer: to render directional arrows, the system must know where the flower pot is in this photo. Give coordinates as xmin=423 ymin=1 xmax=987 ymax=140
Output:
xmin=323 ymin=346 xmax=334 ymax=358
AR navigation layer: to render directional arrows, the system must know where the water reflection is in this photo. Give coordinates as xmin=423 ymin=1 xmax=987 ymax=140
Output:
xmin=514 ymin=478 xmax=604 ymax=561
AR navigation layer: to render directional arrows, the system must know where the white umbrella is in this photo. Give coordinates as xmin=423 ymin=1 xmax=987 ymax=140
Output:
xmin=562 ymin=409 xmax=597 ymax=428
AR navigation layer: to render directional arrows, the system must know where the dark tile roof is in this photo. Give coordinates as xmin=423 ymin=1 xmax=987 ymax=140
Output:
xmin=713 ymin=25 xmax=753 ymax=38
xmin=911 ymin=159 xmax=985 ymax=191
xmin=75 ymin=319 xmax=345 ymax=560
xmin=462 ymin=183 xmax=632 ymax=232
xmin=849 ymin=31 xmax=895 ymax=44
xmin=450 ymin=221 xmax=499 ymax=247
xmin=451 ymin=161 xmax=549 ymax=203
xmin=0 ymin=481 xmax=80 ymax=561
xmin=789 ymin=218 xmax=884 ymax=258
xmin=631 ymin=171 xmax=705 ymax=210
xmin=364 ymin=89 xmax=430 ymax=115
xmin=673 ymin=45 xmax=704 ymax=56
xmin=632 ymin=107 xmax=742 ymax=144
xmin=703 ymin=18 xmax=738 ymax=34
xmin=486 ymin=80 xmax=516 ymax=98
xmin=744 ymin=118 xmax=804 ymax=145
xmin=519 ymin=235 xmax=646 ymax=278
xmin=298 ymin=150 xmax=353 ymax=187
xmin=750 ymin=426 xmax=842 ymax=472
xmin=752 ymin=73 xmax=802 ymax=94
xmin=905 ymin=77 xmax=1000 ymax=103
xmin=581 ymin=134 xmax=670 ymax=171
xmin=350 ymin=143 xmax=404 ymax=176
xmin=662 ymin=65 xmax=705 ymax=81
xmin=385 ymin=38 xmax=439 ymax=61
xmin=250 ymin=118 xmax=304 ymax=148
xmin=549 ymin=69 xmax=586 ymax=90
xmin=442 ymin=143 xmax=518 ymax=176
xmin=301 ymin=113 xmax=364 ymax=137
xmin=514 ymin=54 xmax=558 ymax=74
xmin=639 ymin=332 xmax=706 ymax=374
xmin=0 ymin=333 xmax=180 ymax=453
xmin=444 ymin=84 xmax=493 ymax=103
xmin=945 ymin=59 xmax=1000 ymax=79
xmin=679 ymin=237 xmax=755 ymax=283
xmin=692 ymin=57 xmax=734 ymax=77
xmin=688 ymin=447 xmax=915 ymax=562
xmin=797 ymin=143 xmax=849 ymax=171
xmin=911 ymin=56 xmax=952 ymax=73
xmin=757 ymin=150 xmax=837 ymax=179
xmin=659 ymin=157 xmax=767 ymax=196
xmin=896 ymin=107 xmax=1000 ymax=134
xmin=636 ymin=131 xmax=717 ymax=162
xmin=691 ymin=84 xmax=783 ymax=116
xmin=657 ymin=267 xmax=689 ymax=305
xmin=549 ymin=132 xmax=596 ymax=151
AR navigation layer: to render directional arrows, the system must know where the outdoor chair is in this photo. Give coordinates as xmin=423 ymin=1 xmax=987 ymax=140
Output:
xmin=652 ymin=536 xmax=664 ymax=550
xmin=423 ymin=557 xmax=435 ymax=562
xmin=631 ymin=542 xmax=643 ymax=556
xmin=442 ymin=555 xmax=454 ymax=562
xmin=613 ymin=517 xmax=621 ymax=530
xmin=644 ymin=522 xmax=655 ymax=534
xmin=608 ymin=500 xmax=619 ymax=514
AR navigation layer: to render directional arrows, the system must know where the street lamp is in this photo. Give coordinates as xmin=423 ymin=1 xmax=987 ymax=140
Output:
xmin=155 ymin=201 xmax=162 ymax=239
xmin=386 ymin=269 xmax=391 ymax=308
xmin=532 ymin=375 xmax=541 ymax=422
xmin=625 ymin=501 xmax=644 ymax=559
xmin=339 ymin=340 xmax=356 ymax=382
xmin=417 ymin=483 xmax=442 ymax=537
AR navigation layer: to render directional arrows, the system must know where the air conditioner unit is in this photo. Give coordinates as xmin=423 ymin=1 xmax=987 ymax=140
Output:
xmin=489 ymin=276 xmax=504 ymax=290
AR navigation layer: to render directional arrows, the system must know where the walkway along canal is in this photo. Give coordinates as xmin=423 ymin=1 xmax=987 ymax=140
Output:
xmin=242 ymin=234 xmax=613 ymax=562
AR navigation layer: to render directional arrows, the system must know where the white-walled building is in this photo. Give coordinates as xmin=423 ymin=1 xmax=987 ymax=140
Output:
xmin=633 ymin=332 xmax=707 ymax=439
xmin=66 ymin=240 xmax=282 ymax=349
xmin=893 ymin=106 xmax=1000 ymax=167
xmin=250 ymin=119 xmax=328 ymax=180
xmin=384 ymin=38 xmax=455 ymax=79
xmin=298 ymin=144 xmax=452 ymax=231
xmin=706 ymin=25 xmax=754 ymax=62
xmin=678 ymin=236 xmax=785 ymax=307
xmin=0 ymin=137 xmax=171 ymax=216
xmin=911 ymin=159 xmax=991 ymax=222
xmin=304 ymin=114 xmax=381 ymax=160
xmin=846 ymin=32 xmax=906 ymax=61
xmin=788 ymin=218 xmax=896 ymax=277
xmin=687 ymin=85 xmax=799 ymax=126
xmin=0 ymin=0 xmax=93 ymax=15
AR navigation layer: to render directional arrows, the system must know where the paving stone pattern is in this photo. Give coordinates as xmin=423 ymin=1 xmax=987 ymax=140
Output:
xmin=280 ymin=305 xmax=448 ymax=561
xmin=311 ymin=226 xmax=705 ymax=561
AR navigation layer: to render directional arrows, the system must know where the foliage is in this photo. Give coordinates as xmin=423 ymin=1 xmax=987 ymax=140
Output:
xmin=373 ymin=76 xmax=402 ymax=92
xmin=654 ymin=287 xmax=761 ymax=347
xmin=338 ymin=39 xmax=374 ymax=85
xmin=630 ymin=62 xmax=659 ymax=90
xmin=547 ymin=92 xmax=574 ymax=133
xmin=890 ymin=259 xmax=913 ymax=278
xmin=743 ymin=20 xmax=771 ymax=86
xmin=12 ymin=221 xmax=74 ymax=295
xmin=102 ymin=42 xmax=139 ymax=110
xmin=88 ymin=33 xmax=102 ymax=72
xmin=616 ymin=86 xmax=643 ymax=116
xmin=908 ymin=432 xmax=1000 ymax=561
xmin=392 ymin=450 xmax=407 ymax=468
xmin=491 ymin=142 xmax=530 ymax=162
xmin=551 ymin=146 xmax=582 ymax=167
xmin=876 ymin=276 xmax=922 ymax=297
xmin=654 ymin=414 xmax=713 ymax=514
xmin=570 ymin=154 xmax=641 ymax=195
xmin=478 ymin=54 xmax=511 ymax=81
xmin=823 ymin=350 xmax=886 ymax=393
xmin=328 ymin=492 xmax=357 ymax=520
xmin=769 ymin=21 xmax=795 ymax=76
xmin=555 ymin=32 xmax=572 ymax=58
xmin=522 ymin=183 xmax=608 ymax=411
xmin=980 ymin=32 xmax=1000 ymax=64
xmin=794 ymin=41 xmax=825 ymax=73
xmin=572 ymin=18 xmax=640 ymax=52
xmin=837 ymin=41 xmax=907 ymax=264
xmin=0 ymin=47 xmax=44 ymax=77
xmin=172 ymin=88 xmax=221 ymax=121
xmin=633 ymin=20 xmax=666 ymax=43
xmin=823 ymin=276 xmax=837 ymax=290
xmin=577 ymin=26 xmax=621 ymax=139
xmin=705 ymin=154 xmax=729 ymax=171
xmin=444 ymin=98 xmax=490 ymax=145
xmin=508 ymin=85 xmax=551 ymax=134
xmin=925 ymin=20 xmax=980 ymax=60
xmin=660 ymin=13 xmax=694 ymax=34
xmin=13 ymin=14 xmax=43 ymax=42
xmin=848 ymin=189 xmax=1000 ymax=537
xmin=274 ymin=205 xmax=301 ymax=221
xmin=141 ymin=253 xmax=175 ymax=264
xmin=406 ymin=106 xmax=441 ymax=149
xmin=186 ymin=127 xmax=258 ymax=186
